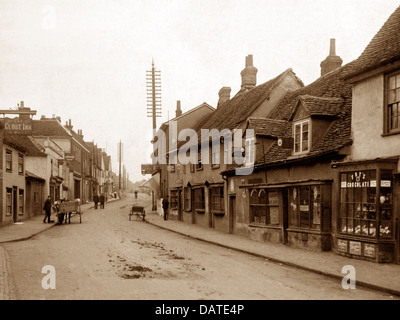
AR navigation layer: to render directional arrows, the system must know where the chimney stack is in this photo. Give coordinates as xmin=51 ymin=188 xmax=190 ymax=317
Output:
xmin=175 ymin=100 xmax=182 ymax=118
xmin=217 ymin=87 xmax=231 ymax=108
xmin=240 ymin=54 xmax=258 ymax=91
xmin=320 ymin=38 xmax=343 ymax=76
xmin=65 ymin=119 xmax=73 ymax=130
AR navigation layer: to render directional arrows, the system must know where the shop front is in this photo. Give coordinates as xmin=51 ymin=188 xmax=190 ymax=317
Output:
xmin=333 ymin=159 xmax=398 ymax=263
xmin=242 ymin=180 xmax=333 ymax=251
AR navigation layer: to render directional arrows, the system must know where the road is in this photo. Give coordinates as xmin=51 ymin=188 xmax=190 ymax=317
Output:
xmin=1 ymin=194 xmax=396 ymax=300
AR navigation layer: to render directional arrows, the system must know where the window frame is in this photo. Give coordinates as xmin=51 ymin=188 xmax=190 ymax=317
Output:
xmin=385 ymin=70 xmax=400 ymax=134
xmin=6 ymin=149 xmax=12 ymax=172
xmin=210 ymin=186 xmax=224 ymax=214
xmin=18 ymin=153 xmax=24 ymax=175
xmin=293 ymin=119 xmax=311 ymax=155
xmin=339 ymin=169 xmax=393 ymax=239
xmin=194 ymin=187 xmax=205 ymax=212
xmin=6 ymin=188 xmax=12 ymax=216
xmin=18 ymin=189 xmax=24 ymax=215
xmin=249 ymin=188 xmax=280 ymax=226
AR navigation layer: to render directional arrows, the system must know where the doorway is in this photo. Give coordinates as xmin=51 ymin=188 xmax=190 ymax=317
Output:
xmin=282 ymin=189 xmax=289 ymax=244
xmin=229 ymin=196 xmax=236 ymax=234
xmin=12 ymin=187 xmax=18 ymax=223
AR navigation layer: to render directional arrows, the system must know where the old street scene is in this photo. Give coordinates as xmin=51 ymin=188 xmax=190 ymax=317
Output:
xmin=1 ymin=1 xmax=400 ymax=302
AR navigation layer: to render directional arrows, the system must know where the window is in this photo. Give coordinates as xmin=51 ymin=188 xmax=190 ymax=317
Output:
xmin=18 ymin=154 xmax=24 ymax=175
xmin=387 ymin=72 xmax=400 ymax=132
xmin=184 ymin=187 xmax=191 ymax=211
xmin=211 ymin=145 xmax=220 ymax=169
xmin=6 ymin=149 xmax=12 ymax=172
xmin=196 ymin=159 xmax=203 ymax=171
xmin=294 ymin=120 xmax=310 ymax=154
xmin=190 ymin=164 xmax=195 ymax=173
xmin=194 ymin=188 xmax=205 ymax=212
xmin=6 ymin=188 xmax=12 ymax=216
xmin=340 ymin=170 xmax=393 ymax=239
xmin=249 ymin=189 xmax=279 ymax=225
xmin=289 ymin=185 xmax=321 ymax=229
xmin=245 ymin=138 xmax=255 ymax=166
xmin=170 ymin=190 xmax=178 ymax=209
xmin=210 ymin=186 xmax=224 ymax=213
xmin=19 ymin=189 xmax=24 ymax=215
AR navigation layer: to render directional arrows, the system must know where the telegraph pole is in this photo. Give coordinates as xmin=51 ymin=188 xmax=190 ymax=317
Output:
xmin=118 ymin=140 xmax=122 ymax=191
xmin=146 ymin=58 xmax=162 ymax=131
xmin=146 ymin=59 xmax=162 ymax=211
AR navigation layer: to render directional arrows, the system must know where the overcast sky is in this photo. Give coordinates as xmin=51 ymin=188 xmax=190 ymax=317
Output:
xmin=0 ymin=0 xmax=398 ymax=182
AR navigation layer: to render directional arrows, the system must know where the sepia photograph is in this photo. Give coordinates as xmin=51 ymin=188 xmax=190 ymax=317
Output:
xmin=0 ymin=0 xmax=400 ymax=308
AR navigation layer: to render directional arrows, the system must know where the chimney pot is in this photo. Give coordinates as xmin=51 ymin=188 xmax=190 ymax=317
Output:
xmin=175 ymin=100 xmax=182 ymax=118
xmin=330 ymin=38 xmax=336 ymax=56
xmin=20 ymin=101 xmax=24 ymax=108
xmin=240 ymin=55 xmax=258 ymax=91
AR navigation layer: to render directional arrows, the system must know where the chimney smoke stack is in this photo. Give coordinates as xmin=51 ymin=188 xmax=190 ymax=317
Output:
xmin=175 ymin=100 xmax=182 ymax=118
xmin=320 ymin=38 xmax=343 ymax=76
xmin=240 ymin=54 xmax=258 ymax=92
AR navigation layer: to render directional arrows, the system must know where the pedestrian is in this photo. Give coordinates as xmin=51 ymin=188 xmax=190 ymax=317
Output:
xmin=100 ymin=193 xmax=105 ymax=209
xmin=43 ymin=196 xmax=52 ymax=223
xmin=93 ymin=194 xmax=99 ymax=209
xmin=162 ymin=196 xmax=169 ymax=221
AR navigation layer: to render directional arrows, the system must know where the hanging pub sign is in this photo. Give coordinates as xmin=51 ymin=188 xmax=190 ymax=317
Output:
xmin=4 ymin=118 xmax=32 ymax=135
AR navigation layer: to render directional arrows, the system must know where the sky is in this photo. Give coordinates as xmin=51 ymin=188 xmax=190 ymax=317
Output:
xmin=0 ymin=0 xmax=399 ymax=182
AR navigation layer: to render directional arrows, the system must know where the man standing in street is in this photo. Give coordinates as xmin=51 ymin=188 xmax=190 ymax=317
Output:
xmin=43 ymin=196 xmax=52 ymax=223
xmin=162 ymin=196 xmax=169 ymax=221
xmin=100 ymin=193 xmax=105 ymax=209
xmin=93 ymin=194 xmax=99 ymax=209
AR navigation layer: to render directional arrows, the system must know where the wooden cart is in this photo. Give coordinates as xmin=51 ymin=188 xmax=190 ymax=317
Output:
xmin=129 ymin=205 xmax=145 ymax=221
xmin=58 ymin=200 xmax=82 ymax=224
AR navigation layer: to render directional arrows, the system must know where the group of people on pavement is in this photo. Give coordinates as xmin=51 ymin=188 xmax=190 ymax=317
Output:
xmin=93 ymin=193 xmax=106 ymax=209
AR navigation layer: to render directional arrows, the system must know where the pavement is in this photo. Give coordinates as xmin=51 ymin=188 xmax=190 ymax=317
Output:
xmin=1 ymin=195 xmax=400 ymax=298
xmin=143 ymin=211 xmax=400 ymax=297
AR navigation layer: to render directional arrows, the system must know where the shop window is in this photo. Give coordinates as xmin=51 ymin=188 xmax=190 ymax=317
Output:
xmin=170 ymin=190 xmax=178 ymax=210
xmin=386 ymin=71 xmax=400 ymax=133
xmin=6 ymin=149 xmax=12 ymax=172
xmin=339 ymin=170 xmax=393 ymax=239
xmin=194 ymin=188 xmax=205 ymax=212
xmin=210 ymin=186 xmax=224 ymax=214
xmin=289 ymin=185 xmax=322 ymax=230
xmin=245 ymin=138 xmax=255 ymax=166
xmin=294 ymin=120 xmax=310 ymax=154
xmin=249 ymin=188 xmax=279 ymax=225
xmin=19 ymin=189 xmax=24 ymax=215
xmin=6 ymin=188 xmax=12 ymax=216
xmin=18 ymin=154 xmax=24 ymax=175
xmin=184 ymin=187 xmax=191 ymax=211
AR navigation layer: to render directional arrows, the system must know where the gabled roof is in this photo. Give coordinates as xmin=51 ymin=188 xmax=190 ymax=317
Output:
xmin=197 ymin=69 xmax=302 ymax=133
xmin=32 ymin=119 xmax=70 ymax=137
xmin=4 ymin=135 xmax=47 ymax=157
xmin=343 ymin=5 xmax=400 ymax=79
xmin=296 ymin=95 xmax=344 ymax=118
xmin=259 ymin=65 xmax=353 ymax=166
xmin=246 ymin=117 xmax=289 ymax=138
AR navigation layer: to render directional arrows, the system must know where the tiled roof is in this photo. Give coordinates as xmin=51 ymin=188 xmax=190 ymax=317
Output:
xmin=32 ymin=119 xmax=70 ymax=137
xmin=259 ymin=65 xmax=353 ymax=166
xmin=247 ymin=118 xmax=289 ymax=138
xmin=343 ymin=5 xmax=400 ymax=78
xmin=4 ymin=135 xmax=47 ymax=157
xmin=196 ymin=69 xmax=301 ymax=133
xmin=298 ymin=95 xmax=344 ymax=117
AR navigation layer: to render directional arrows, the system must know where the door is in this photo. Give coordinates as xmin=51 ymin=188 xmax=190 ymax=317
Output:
xmin=177 ymin=189 xmax=183 ymax=221
xmin=12 ymin=187 xmax=18 ymax=223
xmin=282 ymin=189 xmax=289 ymax=244
xmin=229 ymin=196 xmax=236 ymax=234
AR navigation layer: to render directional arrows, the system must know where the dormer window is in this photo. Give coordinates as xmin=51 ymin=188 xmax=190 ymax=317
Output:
xmin=294 ymin=120 xmax=310 ymax=154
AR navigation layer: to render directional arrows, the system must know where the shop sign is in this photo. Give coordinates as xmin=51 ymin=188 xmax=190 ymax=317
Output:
xmin=299 ymin=205 xmax=309 ymax=212
xmin=4 ymin=118 xmax=32 ymax=135
xmin=341 ymin=171 xmax=374 ymax=188
xmin=337 ymin=239 xmax=348 ymax=253
xmin=363 ymin=244 xmax=376 ymax=258
xmin=381 ymin=180 xmax=391 ymax=188
xmin=349 ymin=241 xmax=361 ymax=255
